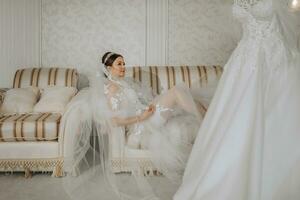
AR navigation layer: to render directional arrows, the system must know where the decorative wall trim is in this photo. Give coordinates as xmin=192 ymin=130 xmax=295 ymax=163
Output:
xmin=146 ymin=0 xmax=169 ymax=66
xmin=0 ymin=0 xmax=41 ymax=88
xmin=40 ymin=0 xmax=43 ymax=67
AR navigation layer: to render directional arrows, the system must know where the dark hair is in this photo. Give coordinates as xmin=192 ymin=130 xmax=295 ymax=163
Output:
xmin=102 ymin=52 xmax=123 ymax=67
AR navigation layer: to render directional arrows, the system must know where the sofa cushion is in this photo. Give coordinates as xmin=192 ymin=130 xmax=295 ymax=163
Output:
xmin=0 ymin=113 xmax=61 ymax=142
xmin=13 ymin=68 xmax=78 ymax=89
xmin=0 ymin=87 xmax=39 ymax=114
xmin=33 ymin=86 xmax=77 ymax=114
xmin=125 ymin=67 xmax=162 ymax=95
xmin=125 ymin=66 xmax=223 ymax=95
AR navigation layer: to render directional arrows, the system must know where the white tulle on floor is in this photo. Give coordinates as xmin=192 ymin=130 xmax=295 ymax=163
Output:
xmin=60 ymin=65 xmax=206 ymax=200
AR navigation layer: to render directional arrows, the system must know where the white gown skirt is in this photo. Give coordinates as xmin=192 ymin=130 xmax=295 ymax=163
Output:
xmin=174 ymin=38 xmax=300 ymax=200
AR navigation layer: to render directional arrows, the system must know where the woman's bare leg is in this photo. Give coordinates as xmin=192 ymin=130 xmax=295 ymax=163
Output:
xmin=152 ymin=84 xmax=202 ymax=121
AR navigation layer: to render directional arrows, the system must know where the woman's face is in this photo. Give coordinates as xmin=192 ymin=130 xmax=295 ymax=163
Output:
xmin=109 ymin=56 xmax=126 ymax=78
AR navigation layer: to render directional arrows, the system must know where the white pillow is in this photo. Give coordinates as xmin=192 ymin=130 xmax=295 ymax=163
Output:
xmin=0 ymin=87 xmax=39 ymax=114
xmin=33 ymin=86 xmax=77 ymax=113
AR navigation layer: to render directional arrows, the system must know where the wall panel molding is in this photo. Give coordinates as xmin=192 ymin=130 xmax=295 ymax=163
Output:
xmin=146 ymin=0 xmax=169 ymax=66
xmin=0 ymin=0 xmax=41 ymax=88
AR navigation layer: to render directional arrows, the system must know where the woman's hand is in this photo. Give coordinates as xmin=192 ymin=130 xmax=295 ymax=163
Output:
xmin=112 ymin=104 xmax=156 ymax=126
xmin=139 ymin=104 xmax=156 ymax=121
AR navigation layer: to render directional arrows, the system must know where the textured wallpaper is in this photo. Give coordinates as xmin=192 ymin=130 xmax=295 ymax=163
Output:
xmin=42 ymin=0 xmax=146 ymax=74
xmin=1 ymin=1 xmax=298 ymax=87
xmin=42 ymin=0 xmax=242 ymax=72
xmin=42 ymin=0 xmax=244 ymax=74
xmin=168 ymin=0 xmax=241 ymax=66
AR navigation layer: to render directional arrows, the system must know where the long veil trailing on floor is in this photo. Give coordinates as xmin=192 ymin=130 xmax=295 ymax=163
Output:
xmin=59 ymin=63 xmax=217 ymax=200
xmin=60 ymin=68 xmax=156 ymax=200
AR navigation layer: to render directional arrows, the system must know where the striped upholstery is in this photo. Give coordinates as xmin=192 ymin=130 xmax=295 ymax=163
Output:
xmin=0 ymin=113 xmax=61 ymax=142
xmin=13 ymin=68 xmax=78 ymax=89
xmin=125 ymin=66 xmax=223 ymax=94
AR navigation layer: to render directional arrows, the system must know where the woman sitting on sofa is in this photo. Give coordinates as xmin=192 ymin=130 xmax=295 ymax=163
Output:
xmin=62 ymin=52 xmax=205 ymax=200
xmin=100 ymin=52 xmax=202 ymax=179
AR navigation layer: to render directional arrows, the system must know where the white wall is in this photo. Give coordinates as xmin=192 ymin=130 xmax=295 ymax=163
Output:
xmin=41 ymin=0 xmax=146 ymax=74
xmin=42 ymin=0 xmax=241 ymax=72
xmin=0 ymin=0 xmax=41 ymax=88
xmin=168 ymin=0 xmax=241 ymax=66
xmin=0 ymin=0 xmax=247 ymax=87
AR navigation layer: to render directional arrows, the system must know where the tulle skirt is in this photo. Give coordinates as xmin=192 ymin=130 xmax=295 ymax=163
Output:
xmin=174 ymin=37 xmax=300 ymax=200
xmin=61 ymin=83 xmax=202 ymax=200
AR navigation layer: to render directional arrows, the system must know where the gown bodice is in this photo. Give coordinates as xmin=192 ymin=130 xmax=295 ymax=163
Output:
xmin=232 ymin=0 xmax=279 ymax=41
xmin=230 ymin=0 xmax=292 ymax=71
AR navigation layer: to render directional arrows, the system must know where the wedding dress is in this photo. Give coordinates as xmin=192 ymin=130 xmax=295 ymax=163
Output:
xmin=103 ymin=76 xmax=202 ymax=182
xmin=174 ymin=0 xmax=300 ymax=200
xmin=61 ymin=68 xmax=203 ymax=200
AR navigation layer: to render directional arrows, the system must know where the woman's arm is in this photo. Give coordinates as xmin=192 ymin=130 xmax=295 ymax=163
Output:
xmin=106 ymin=82 xmax=155 ymax=127
xmin=112 ymin=104 xmax=155 ymax=127
xmin=111 ymin=115 xmax=141 ymax=127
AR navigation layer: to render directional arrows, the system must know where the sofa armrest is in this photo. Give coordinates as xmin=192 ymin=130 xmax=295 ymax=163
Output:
xmin=58 ymin=89 xmax=91 ymax=167
xmin=58 ymin=88 xmax=127 ymax=170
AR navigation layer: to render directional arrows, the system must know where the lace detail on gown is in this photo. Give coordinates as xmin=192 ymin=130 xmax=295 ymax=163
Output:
xmin=234 ymin=0 xmax=275 ymax=40
xmin=230 ymin=0 xmax=291 ymax=73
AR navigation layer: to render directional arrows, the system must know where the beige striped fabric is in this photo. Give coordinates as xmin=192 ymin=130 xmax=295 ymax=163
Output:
xmin=13 ymin=68 xmax=78 ymax=89
xmin=125 ymin=66 xmax=223 ymax=94
xmin=0 ymin=113 xmax=61 ymax=142
xmin=125 ymin=66 xmax=162 ymax=95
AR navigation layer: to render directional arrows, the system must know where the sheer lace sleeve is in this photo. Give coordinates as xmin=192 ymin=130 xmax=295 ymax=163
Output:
xmin=103 ymin=80 xmax=137 ymax=120
xmin=104 ymin=84 xmax=121 ymax=111
xmin=104 ymin=82 xmax=123 ymax=112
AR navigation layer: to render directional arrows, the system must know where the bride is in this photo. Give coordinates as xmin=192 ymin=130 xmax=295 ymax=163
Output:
xmin=100 ymin=51 xmax=202 ymax=181
xmin=61 ymin=52 xmax=203 ymax=199
xmin=174 ymin=0 xmax=300 ymax=200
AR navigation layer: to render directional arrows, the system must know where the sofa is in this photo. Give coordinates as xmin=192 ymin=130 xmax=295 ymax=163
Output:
xmin=0 ymin=67 xmax=78 ymax=178
xmin=109 ymin=65 xmax=223 ymax=174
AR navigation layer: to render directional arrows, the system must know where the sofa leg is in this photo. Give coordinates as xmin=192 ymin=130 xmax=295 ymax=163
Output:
xmin=24 ymin=168 xmax=32 ymax=178
xmin=52 ymin=165 xmax=64 ymax=177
